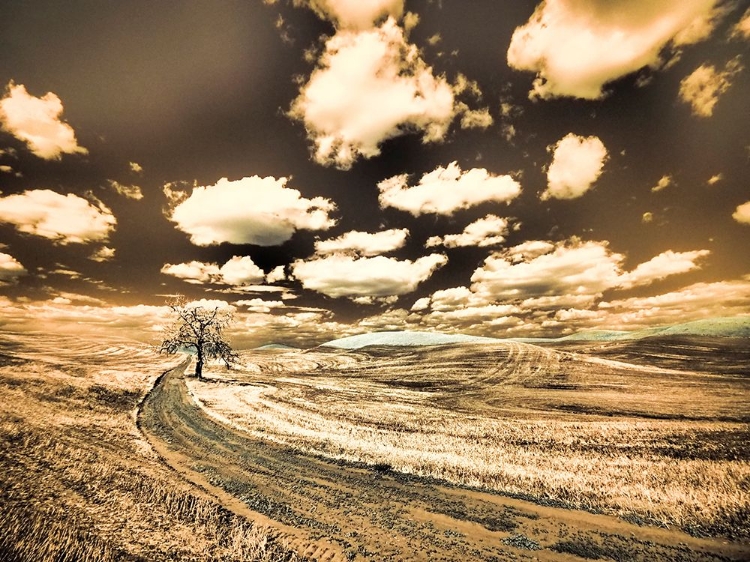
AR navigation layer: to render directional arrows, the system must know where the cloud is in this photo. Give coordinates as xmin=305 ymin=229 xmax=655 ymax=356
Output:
xmin=0 ymin=252 xmax=26 ymax=285
xmin=288 ymin=19 xmax=456 ymax=169
xmin=219 ymin=256 xmax=267 ymax=286
xmin=470 ymin=239 xmax=709 ymax=304
xmin=129 ymin=161 xmax=143 ymax=173
xmin=108 ymin=180 xmax=144 ymax=200
xmin=315 ymin=228 xmax=408 ymax=256
xmin=458 ymin=107 xmax=493 ymax=130
xmin=651 ymin=174 xmax=673 ymax=192
xmin=236 ymin=298 xmax=286 ymax=313
xmin=378 ymin=161 xmax=521 ymax=216
xmin=542 ymin=133 xmax=607 ymax=200
xmin=167 ymin=176 xmax=336 ymax=246
xmin=730 ymin=8 xmax=750 ymax=40
xmin=679 ymin=57 xmax=743 ymax=117
xmin=642 ymin=212 xmax=654 ymax=223
xmin=161 ymin=261 xmax=221 ymax=284
xmin=161 ymin=255 xmax=267 ymax=286
xmin=707 ymin=173 xmax=723 ymax=185
xmin=265 ymin=265 xmax=287 ymax=283
xmin=294 ymin=0 xmax=404 ymax=30
xmin=507 ymin=0 xmax=728 ymax=100
xmin=617 ymin=250 xmax=710 ymax=289
xmin=733 ymin=201 xmax=750 ymax=224
xmin=89 ymin=246 xmax=115 ymax=262
xmin=291 ymin=253 xmax=447 ymax=298
xmin=0 ymin=82 xmax=87 ymax=159
xmin=426 ymin=215 xmax=510 ymax=248
xmin=0 ymin=189 xmax=116 ymax=244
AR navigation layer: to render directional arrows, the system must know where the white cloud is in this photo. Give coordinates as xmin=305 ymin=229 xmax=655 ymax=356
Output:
xmin=129 ymin=161 xmax=143 ymax=173
xmin=167 ymin=176 xmax=336 ymax=246
xmin=651 ymin=175 xmax=673 ymax=192
xmin=617 ymin=250 xmax=710 ymax=289
xmin=294 ymin=0 xmax=404 ymax=30
xmin=161 ymin=261 xmax=221 ymax=284
xmin=679 ymin=57 xmax=743 ymax=117
xmin=426 ymin=215 xmax=510 ymax=248
xmin=236 ymin=298 xmax=286 ymax=313
xmin=707 ymin=173 xmax=723 ymax=185
xmin=0 ymin=189 xmax=116 ymax=244
xmin=507 ymin=0 xmax=727 ymax=100
xmin=108 ymin=180 xmax=143 ymax=200
xmin=733 ymin=201 xmax=750 ymax=224
xmin=315 ymin=228 xmax=408 ymax=256
xmin=378 ymin=161 xmax=521 ymax=216
xmin=219 ymin=256 xmax=267 ymax=286
xmin=459 ymin=107 xmax=493 ymax=130
xmin=0 ymin=82 xmax=87 ymax=159
xmin=292 ymin=253 xmax=447 ymax=298
xmin=265 ymin=265 xmax=287 ymax=283
xmin=471 ymin=239 xmax=710 ymax=304
xmin=642 ymin=212 xmax=654 ymax=223
xmin=161 ymin=255 xmax=266 ymax=286
xmin=0 ymin=252 xmax=26 ymax=285
xmin=288 ymin=19 xmax=456 ymax=169
xmin=542 ymin=133 xmax=607 ymax=200
xmin=89 ymin=246 xmax=115 ymax=262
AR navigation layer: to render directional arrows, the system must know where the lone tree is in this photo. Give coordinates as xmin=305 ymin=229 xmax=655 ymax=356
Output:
xmin=159 ymin=297 xmax=239 ymax=378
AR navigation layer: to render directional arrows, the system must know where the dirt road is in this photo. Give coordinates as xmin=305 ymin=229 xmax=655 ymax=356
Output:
xmin=138 ymin=360 xmax=749 ymax=562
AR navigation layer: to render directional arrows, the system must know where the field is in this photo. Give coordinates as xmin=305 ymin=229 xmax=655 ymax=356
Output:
xmin=190 ymin=337 xmax=750 ymax=541
xmin=1 ymin=330 xmax=749 ymax=561
xmin=0 ymin=332 xmax=299 ymax=562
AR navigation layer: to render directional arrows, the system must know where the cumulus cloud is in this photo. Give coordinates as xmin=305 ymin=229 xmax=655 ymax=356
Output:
xmin=679 ymin=57 xmax=743 ymax=117
xmin=167 ymin=176 xmax=336 ymax=246
xmin=265 ymin=265 xmax=287 ymax=283
xmin=507 ymin=0 xmax=728 ymax=100
xmin=542 ymin=133 xmax=607 ymax=200
xmin=459 ymin=107 xmax=493 ymax=130
xmin=315 ymin=228 xmax=408 ymax=256
xmin=294 ymin=0 xmax=404 ymax=30
xmin=89 ymin=246 xmax=115 ymax=262
xmin=378 ymin=162 xmax=521 ymax=216
xmin=236 ymin=298 xmax=286 ymax=313
xmin=0 ymin=82 xmax=87 ymax=159
xmin=161 ymin=255 xmax=267 ymax=286
xmin=471 ymin=239 xmax=709 ymax=304
xmin=426 ymin=215 xmax=510 ymax=248
xmin=288 ymin=19 xmax=456 ymax=169
xmin=0 ymin=189 xmax=116 ymax=244
xmin=617 ymin=250 xmax=710 ymax=289
xmin=707 ymin=173 xmax=723 ymax=185
xmin=291 ymin=253 xmax=447 ymax=298
xmin=129 ymin=161 xmax=143 ymax=173
xmin=0 ymin=252 xmax=26 ymax=285
xmin=161 ymin=261 xmax=221 ymax=284
xmin=651 ymin=175 xmax=673 ymax=192
xmin=108 ymin=180 xmax=144 ymax=200
xmin=733 ymin=201 xmax=750 ymax=224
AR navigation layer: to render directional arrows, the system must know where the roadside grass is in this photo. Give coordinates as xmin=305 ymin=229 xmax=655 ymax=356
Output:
xmin=191 ymin=342 xmax=750 ymax=540
xmin=0 ymin=333 xmax=299 ymax=562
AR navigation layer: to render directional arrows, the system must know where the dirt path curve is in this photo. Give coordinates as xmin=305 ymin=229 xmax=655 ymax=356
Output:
xmin=138 ymin=361 xmax=749 ymax=562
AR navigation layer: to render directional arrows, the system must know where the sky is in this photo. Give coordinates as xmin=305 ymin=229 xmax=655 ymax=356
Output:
xmin=0 ymin=0 xmax=749 ymax=347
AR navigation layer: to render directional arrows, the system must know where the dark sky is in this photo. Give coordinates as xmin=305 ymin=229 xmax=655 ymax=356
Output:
xmin=0 ymin=0 xmax=749 ymax=346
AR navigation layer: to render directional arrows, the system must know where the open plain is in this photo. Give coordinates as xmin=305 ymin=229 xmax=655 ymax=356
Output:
xmin=2 ymin=331 xmax=749 ymax=561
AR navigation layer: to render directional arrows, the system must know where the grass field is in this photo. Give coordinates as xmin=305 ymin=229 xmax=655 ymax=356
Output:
xmin=191 ymin=337 xmax=750 ymax=540
xmin=0 ymin=332 xmax=299 ymax=562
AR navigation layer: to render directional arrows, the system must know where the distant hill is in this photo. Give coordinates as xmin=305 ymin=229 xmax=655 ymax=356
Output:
xmin=561 ymin=317 xmax=750 ymax=341
xmin=321 ymin=331 xmax=502 ymax=350
xmin=255 ymin=343 xmax=299 ymax=350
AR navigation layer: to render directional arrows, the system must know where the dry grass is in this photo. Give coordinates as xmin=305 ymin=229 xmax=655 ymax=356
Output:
xmin=0 ymin=332 xmax=299 ymax=562
xmin=191 ymin=341 xmax=750 ymax=539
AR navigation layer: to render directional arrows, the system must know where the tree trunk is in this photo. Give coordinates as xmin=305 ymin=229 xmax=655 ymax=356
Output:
xmin=195 ymin=347 xmax=204 ymax=379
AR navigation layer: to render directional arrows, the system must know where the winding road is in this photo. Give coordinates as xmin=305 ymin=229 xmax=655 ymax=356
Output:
xmin=138 ymin=360 xmax=749 ymax=562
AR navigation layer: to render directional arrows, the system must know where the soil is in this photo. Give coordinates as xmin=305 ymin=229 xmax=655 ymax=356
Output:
xmin=138 ymin=360 xmax=750 ymax=562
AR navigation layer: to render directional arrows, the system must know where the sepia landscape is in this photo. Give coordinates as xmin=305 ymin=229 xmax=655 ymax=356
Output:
xmin=2 ymin=1 xmax=750 ymax=561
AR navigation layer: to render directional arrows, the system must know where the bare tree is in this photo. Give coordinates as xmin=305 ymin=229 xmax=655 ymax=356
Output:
xmin=159 ymin=297 xmax=240 ymax=378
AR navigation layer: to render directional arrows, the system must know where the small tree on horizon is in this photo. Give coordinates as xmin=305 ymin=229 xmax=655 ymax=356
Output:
xmin=159 ymin=296 xmax=240 ymax=378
